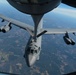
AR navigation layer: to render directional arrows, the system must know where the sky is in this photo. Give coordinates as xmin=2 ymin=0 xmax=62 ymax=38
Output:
xmin=52 ymin=4 xmax=76 ymax=18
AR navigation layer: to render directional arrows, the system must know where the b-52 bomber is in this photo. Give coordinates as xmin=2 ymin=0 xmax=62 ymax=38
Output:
xmin=0 ymin=0 xmax=76 ymax=67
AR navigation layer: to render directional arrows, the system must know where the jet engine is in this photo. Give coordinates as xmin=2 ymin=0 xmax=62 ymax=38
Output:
xmin=0 ymin=22 xmax=12 ymax=33
xmin=70 ymin=39 xmax=75 ymax=45
xmin=63 ymin=36 xmax=71 ymax=45
xmin=1 ymin=19 xmax=5 ymax=22
xmin=63 ymin=32 xmax=75 ymax=45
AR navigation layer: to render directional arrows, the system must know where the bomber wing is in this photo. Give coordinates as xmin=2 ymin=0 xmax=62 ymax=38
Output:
xmin=40 ymin=28 xmax=76 ymax=35
xmin=0 ymin=14 xmax=34 ymax=36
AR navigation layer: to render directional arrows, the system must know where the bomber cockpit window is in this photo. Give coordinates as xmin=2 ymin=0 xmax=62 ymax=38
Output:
xmin=30 ymin=49 xmax=38 ymax=54
xmin=30 ymin=49 xmax=34 ymax=54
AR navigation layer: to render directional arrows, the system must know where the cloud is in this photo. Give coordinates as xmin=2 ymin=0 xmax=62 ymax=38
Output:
xmin=53 ymin=7 xmax=76 ymax=18
xmin=0 ymin=0 xmax=9 ymax=4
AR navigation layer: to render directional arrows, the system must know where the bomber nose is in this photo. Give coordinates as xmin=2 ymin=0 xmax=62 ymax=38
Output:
xmin=28 ymin=54 xmax=37 ymax=67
